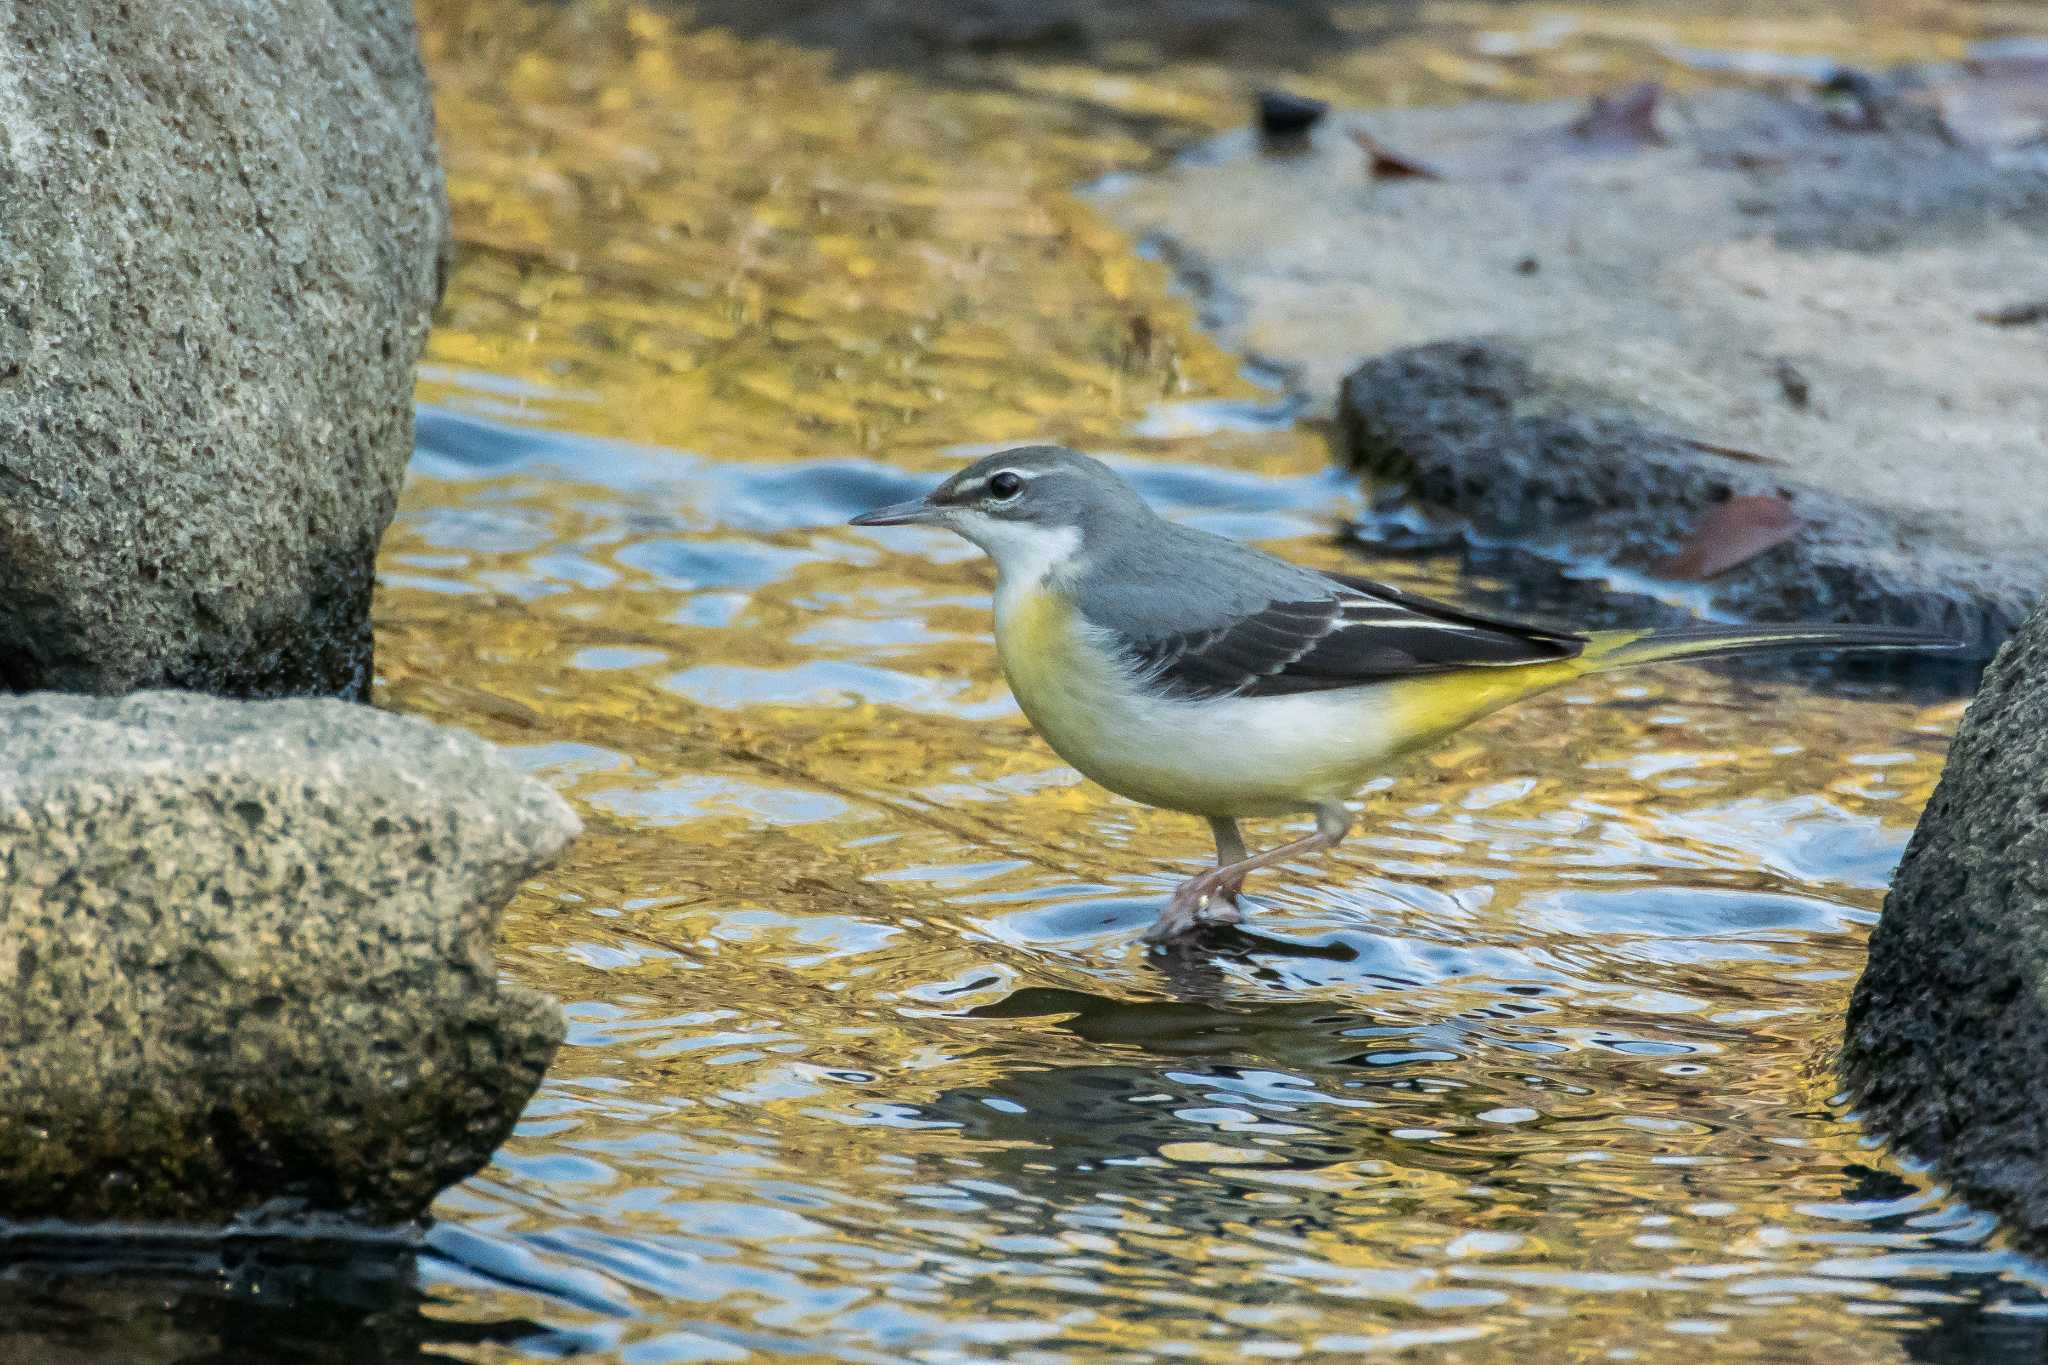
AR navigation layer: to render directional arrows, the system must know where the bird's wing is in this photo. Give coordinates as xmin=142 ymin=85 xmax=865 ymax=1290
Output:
xmin=1120 ymin=571 xmax=1585 ymax=700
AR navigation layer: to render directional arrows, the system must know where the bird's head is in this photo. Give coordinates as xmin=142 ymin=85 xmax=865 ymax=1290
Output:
xmin=850 ymin=445 xmax=1153 ymax=581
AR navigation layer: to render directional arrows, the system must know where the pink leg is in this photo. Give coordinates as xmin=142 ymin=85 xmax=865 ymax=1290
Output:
xmin=1143 ymin=805 xmax=1352 ymax=946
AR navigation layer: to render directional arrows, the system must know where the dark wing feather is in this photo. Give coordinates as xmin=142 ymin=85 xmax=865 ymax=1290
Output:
xmin=1127 ymin=571 xmax=1584 ymax=701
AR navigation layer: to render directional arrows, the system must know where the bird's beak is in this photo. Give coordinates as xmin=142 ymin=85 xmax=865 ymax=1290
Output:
xmin=849 ymin=497 xmax=940 ymax=527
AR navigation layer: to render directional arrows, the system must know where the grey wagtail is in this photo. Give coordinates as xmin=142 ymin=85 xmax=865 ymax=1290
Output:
xmin=851 ymin=446 xmax=1956 ymax=946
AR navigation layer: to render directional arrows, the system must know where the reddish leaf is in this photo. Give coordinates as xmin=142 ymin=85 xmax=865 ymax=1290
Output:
xmin=1655 ymin=495 xmax=1802 ymax=581
xmin=1349 ymin=129 xmax=1443 ymax=180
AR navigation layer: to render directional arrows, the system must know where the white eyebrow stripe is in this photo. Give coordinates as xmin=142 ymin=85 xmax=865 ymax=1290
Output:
xmin=949 ymin=469 xmax=1034 ymax=502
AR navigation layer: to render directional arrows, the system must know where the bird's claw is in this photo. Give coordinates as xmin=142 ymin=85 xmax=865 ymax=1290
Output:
xmin=1142 ymin=879 xmax=1245 ymax=947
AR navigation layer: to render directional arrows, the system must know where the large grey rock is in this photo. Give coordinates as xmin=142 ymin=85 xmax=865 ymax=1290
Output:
xmin=0 ymin=692 xmax=576 ymax=1225
xmin=1842 ymin=603 xmax=2048 ymax=1247
xmin=1096 ymin=85 xmax=2048 ymax=654
xmin=0 ymin=1 xmax=447 ymax=700
xmin=1338 ymin=340 xmax=2026 ymax=654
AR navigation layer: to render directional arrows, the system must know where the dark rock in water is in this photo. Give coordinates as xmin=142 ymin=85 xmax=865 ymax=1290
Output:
xmin=1338 ymin=340 xmax=2029 ymax=658
xmin=1257 ymin=89 xmax=1328 ymax=140
xmin=1842 ymin=601 xmax=2048 ymax=1248
xmin=0 ymin=1 xmax=447 ymax=701
xmin=0 ymin=692 xmax=576 ymax=1225
xmin=1094 ymin=84 xmax=2048 ymax=656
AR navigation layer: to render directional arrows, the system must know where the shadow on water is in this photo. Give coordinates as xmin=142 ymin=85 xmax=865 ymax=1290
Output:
xmin=669 ymin=0 xmax=1386 ymax=75
xmin=950 ymin=983 xmax=1486 ymax=1185
xmin=46 ymin=0 xmax=2035 ymax=1354
xmin=16 ymin=394 xmax=1981 ymax=1361
xmin=0 ymin=1230 xmax=555 ymax=1365
xmin=1903 ymin=1298 xmax=2048 ymax=1365
xmin=933 ymin=986 xmax=2048 ymax=1365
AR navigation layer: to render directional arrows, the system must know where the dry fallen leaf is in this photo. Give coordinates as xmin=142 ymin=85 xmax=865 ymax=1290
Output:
xmin=1655 ymin=494 xmax=1802 ymax=580
xmin=1675 ymin=434 xmax=1786 ymax=467
xmin=1978 ymin=299 xmax=2048 ymax=326
xmin=1349 ymin=128 xmax=1443 ymax=179
xmin=1355 ymin=82 xmax=1667 ymax=181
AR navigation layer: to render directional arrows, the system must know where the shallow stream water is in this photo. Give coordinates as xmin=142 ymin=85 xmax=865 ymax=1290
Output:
xmin=14 ymin=2 xmax=2048 ymax=1361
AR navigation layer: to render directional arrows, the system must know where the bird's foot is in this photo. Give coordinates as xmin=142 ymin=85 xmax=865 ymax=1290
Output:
xmin=1143 ymin=873 xmax=1246 ymax=946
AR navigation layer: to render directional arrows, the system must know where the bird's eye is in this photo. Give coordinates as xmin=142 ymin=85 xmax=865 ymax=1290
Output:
xmin=987 ymin=471 xmax=1024 ymax=501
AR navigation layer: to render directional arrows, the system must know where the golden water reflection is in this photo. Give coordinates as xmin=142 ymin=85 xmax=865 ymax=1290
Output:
xmin=386 ymin=1 xmax=2048 ymax=1360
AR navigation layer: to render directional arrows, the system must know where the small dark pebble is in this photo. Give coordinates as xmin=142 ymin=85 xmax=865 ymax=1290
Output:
xmin=1774 ymin=356 xmax=1811 ymax=408
xmin=1257 ymin=89 xmax=1327 ymax=140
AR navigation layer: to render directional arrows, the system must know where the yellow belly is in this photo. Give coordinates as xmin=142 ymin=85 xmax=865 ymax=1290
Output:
xmin=993 ymin=583 xmax=1388 ymax=817
xmin=992 ymin=581 xmax=1590 ymax=818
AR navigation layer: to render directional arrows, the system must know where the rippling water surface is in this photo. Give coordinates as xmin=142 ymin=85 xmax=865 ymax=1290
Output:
xmin=21 ymin=1 xmax=2048 ymax=1361
xmin=381 ymin=402 xmax=2012 ymax=1363
xmin=377 ymin=1 xmax=2048 ymax=1360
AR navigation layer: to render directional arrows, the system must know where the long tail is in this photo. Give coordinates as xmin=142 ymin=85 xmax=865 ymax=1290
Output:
xmin=1579 ymin=623 xmax=1960 ymax=671
xmin=1382 ymin=621 xmax=1958 ymax=759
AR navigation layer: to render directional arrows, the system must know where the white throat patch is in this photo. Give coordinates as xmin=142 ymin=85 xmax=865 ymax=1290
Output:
xmin=949 ymin=513 xmax=1082 ymax=607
